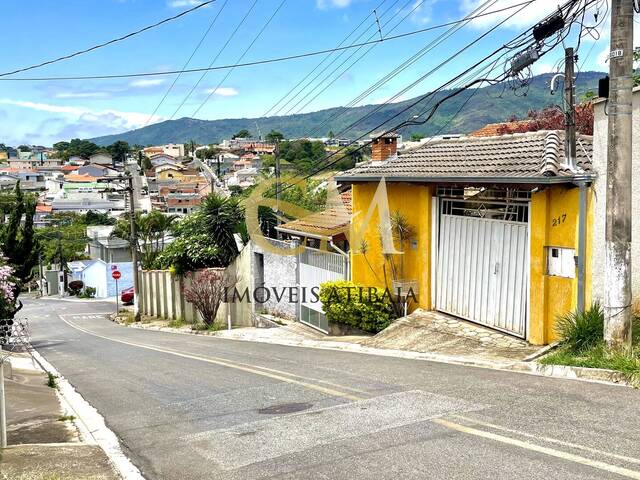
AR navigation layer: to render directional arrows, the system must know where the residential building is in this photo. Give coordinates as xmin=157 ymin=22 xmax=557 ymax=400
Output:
xmin=336 ymin=129 xmax=594 ymax=346
xmin=76 ymin=164 xmax=120 ymax=178
xmin=68 ymin=259 xmax=133 ymax=298
xmin=143 ymin=144 xmax=185 ymax=158
xmin=166 ymin=193 xmax=202 ymax=215
xmin=89 ymin=153 xmax=113 ymax=166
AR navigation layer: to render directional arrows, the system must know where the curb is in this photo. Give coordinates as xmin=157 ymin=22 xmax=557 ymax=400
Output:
xmin=30 ymin=350 xmax=146 ymax=480
xmin=125 ymin=322 xmax=634 ymax=388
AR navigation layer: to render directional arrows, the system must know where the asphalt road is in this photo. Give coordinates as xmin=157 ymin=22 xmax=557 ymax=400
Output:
xmin=19 ymin=298 xmax=640 ymax=480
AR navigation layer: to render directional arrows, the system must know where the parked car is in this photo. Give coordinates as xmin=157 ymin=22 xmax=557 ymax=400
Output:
xmin=121 ymin=287 xmax=134 ymax=304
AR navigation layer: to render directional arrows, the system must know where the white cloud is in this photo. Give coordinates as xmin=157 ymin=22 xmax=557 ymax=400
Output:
xmin=0 ymin=99 xmax=165 ymax=131
xmin=205 ymin=87 xmax=239 ymax=97
xmin=54 ymin=92 xmax=110 ymax=99
xmin=316 ymin=0 xmax=351 ymax=10
xmin=129 ymin=78 xmax=165 ymax=88
xmin=461 ymin=0 xmax=560 ymax=29
xmin=531 ymin=62 xmax=553 ymax=75
xmin=410 ymin=0 xmax=432 ymax=25
xmin=167 ymin=0 xmax=205 ymax=7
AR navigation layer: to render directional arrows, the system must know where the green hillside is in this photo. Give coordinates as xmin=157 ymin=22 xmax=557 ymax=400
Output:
xmin=90 ymin=72 xmax=605 ymax=146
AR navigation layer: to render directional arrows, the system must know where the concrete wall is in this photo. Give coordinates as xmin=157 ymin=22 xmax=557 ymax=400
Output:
xmin=251 ymin=239 xmax=299 ymax=319
xmin=139 ymin=243 xmax=255 ymax=326
xmin=591 ymin=88 xmax=640 ymax=303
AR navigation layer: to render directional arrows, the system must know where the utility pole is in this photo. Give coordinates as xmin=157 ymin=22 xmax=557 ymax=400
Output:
xmin=127 ymin=175 xmax=141 ymax=322
xmin=604 ymin=0 xmax=634 ymax=350
xmin=564 ymin=47 xmax=576 ymax=169
xmin=0 ymin=360 xmax=6 ymax=448
xmin=274 ymin=140 xmax=281 ymax=230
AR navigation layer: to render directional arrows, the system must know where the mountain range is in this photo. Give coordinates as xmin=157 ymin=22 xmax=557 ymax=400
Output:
xmin=90 ymin=71 xmax=605 ymax=147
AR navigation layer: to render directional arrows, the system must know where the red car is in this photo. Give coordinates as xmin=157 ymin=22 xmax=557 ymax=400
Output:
xmin=121 ymin=287 xmax=134 ymax=304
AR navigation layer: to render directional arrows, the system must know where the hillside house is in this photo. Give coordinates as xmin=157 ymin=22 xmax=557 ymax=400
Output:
xmin=336 ymin=130 xmax=594 ymax=345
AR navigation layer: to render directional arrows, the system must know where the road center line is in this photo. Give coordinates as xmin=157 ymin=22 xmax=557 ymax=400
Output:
xmin=57 ymin=314 xmax=363 ymax=402
xmin=433 ymin=418 xmax=640 ymax=479
xmin=453 ymin=414 xmax=640 ymax=466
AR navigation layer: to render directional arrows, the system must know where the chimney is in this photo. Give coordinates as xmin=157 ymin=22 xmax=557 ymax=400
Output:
xmin=370 ymin=132 xmax=399 ymax=163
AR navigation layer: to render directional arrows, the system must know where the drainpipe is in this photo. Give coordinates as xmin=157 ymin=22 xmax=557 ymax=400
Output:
xmin=577 ymin=181 xmax=588 ymax=312
xmin=329 ymin=240 xmax=350 ymax=281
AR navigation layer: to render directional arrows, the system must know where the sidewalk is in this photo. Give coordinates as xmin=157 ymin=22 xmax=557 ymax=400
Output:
xmin=1 ymin=354 xmax=119 ymax=480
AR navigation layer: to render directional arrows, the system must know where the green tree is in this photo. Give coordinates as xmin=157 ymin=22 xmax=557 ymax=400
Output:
xmin=155 ymin=193 xmax=246 ymax=273
xmin=112 ymin=211 xmax=178 ymax=269
xmin=108 ymin=140 xmax=130 ymax=164
xmin=0 ymin=183 xmax=38 ymax=284
xmin=141 ymin=156 xmax=153 ymax=171
xmin=35 ymin=213 xmax=89 ymax=266
xmin=265 ymin=130 xmax=284 ymax=143
xmin=410 ymin=133 xmax=425 ymax=141
xmin=83 ymin=210 xmax=116 ymax=226
xmin=17 ymin=145 xmax=31 ymax=152
xmin=232 ymin=129 xmax=252 ymax=139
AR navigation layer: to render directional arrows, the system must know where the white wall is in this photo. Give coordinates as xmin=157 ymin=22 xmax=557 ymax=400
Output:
xmin=591 ymin=87 xmax=640 ymax=301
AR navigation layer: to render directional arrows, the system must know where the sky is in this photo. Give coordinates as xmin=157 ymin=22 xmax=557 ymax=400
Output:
xmin=0 ymin=0 xmax=632 ymax=146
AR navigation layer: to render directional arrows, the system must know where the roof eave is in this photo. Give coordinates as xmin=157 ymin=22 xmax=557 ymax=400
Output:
xmin=335 ymin=173 xmax=596 ymax=185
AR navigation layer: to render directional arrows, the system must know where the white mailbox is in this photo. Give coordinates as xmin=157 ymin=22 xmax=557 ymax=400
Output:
xmin=546 ymin=246 xmax=575 ymax=278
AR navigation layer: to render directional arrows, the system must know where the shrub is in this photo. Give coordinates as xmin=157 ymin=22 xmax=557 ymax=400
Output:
xmin=319 ymin=280 xmax=396 ymax=333
xmin=67 ymin=280 xmax=83 ymax=296
xmin=79 ymin=286 xmax=96 ymax=299
xmin=182 ymin=269 xmax=236 ymax=327
xmin=554 ymin=303 xmax=604 ymax=352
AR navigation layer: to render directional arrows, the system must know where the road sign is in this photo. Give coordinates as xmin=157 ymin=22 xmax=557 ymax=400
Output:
xmin=112 ymin=270 xmax=121 ymax=280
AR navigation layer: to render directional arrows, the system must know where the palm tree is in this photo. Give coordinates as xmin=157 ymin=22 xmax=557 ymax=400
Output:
xmin=199 ymin=193 xmax=245 ymax=266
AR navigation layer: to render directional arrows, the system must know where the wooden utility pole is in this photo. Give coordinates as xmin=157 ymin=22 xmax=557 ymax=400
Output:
xmin=127 ymin=175 xmax=141 ymax=322
xmin=564 ymin=47 xmax=576 ymax=169
xmin=604 ymin=0 xmax=634 ymax=350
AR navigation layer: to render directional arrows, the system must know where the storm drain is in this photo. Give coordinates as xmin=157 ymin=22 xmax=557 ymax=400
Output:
xmin=258 ymin=403 xmax=313 ymax=415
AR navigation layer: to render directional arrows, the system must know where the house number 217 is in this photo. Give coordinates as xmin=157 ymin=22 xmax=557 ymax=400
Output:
xmin=552 ymin=213 xmax=567 ymax=227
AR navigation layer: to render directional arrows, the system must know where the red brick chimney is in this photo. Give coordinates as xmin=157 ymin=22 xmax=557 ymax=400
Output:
xmin=370 ymin=132 xmax=399 ymax=162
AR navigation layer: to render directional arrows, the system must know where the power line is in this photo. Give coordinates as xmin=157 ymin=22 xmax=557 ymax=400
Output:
xmin=170 ymin=0 xmax=260 ymax=120
xmin=308 ymin=0 xmax=502 ymax=137
xmin=144 ymin=0 xmax=230 ymax=127
xmin=0 ymin=5 xmax=546 ymax=83
xmin=281 ymin=0 xmax=415 ymax=116
xmin=278 ymin=0 xmax=591 ymax=192
xmin=191 ymin=0 xmax=288 ymax=118
xmin=0 ymin=0 xmax=216 ymax=78
xmin=260 ymin=0 xmax=386 ymax=119
xmin=272 ymin=0 xmax=404 ymax=117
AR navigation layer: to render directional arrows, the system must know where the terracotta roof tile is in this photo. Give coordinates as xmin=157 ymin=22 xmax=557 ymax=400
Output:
xmin=338 ymin=130 xmax=593 ymax=183
xmin=277 ymin=190 xmax=352 ymax=237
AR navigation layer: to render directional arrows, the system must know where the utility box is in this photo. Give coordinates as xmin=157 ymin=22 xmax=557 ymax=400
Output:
xmin=546 ymin=246 xmax=575 ymax=278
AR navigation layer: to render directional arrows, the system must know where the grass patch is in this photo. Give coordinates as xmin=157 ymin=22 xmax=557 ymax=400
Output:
xmin=541 ymin=305 xmax=640 ymax=385
xmin=57 ymin=415 xmax=76 ymax=422
xmin=46 ymin=372 xmax=58 ymax=389
xmin=118 ymin=310 xmax=135 ymax=325
xmin=191 ymin=322 xmax=224 ymax=332
xmin=167 ymin=318 xmax=186 ymax=328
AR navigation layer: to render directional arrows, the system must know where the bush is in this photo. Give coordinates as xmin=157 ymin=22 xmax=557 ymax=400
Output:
xmin=554 ymin=303 xmax=604 ymax=352
xmin=79 ymin=286 xmax=96 ymax=299
xmin=68 ymin=280 xmax=84 ymax=296
xmin=319 ymin=280 xmax=396 ymax=333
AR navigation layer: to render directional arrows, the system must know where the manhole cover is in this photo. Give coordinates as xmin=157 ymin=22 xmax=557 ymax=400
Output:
xmin=258 ymin=402 xmax=313 ymax=414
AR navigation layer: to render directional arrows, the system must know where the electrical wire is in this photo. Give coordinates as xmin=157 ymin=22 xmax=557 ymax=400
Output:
xmin=143 ymin=0 xmax=230 ymax=127
xmin=272 ymin=0 xmax=406 ymax=117
xmin=191 ymin=0 xmax=288 ymax=118
xmin=170 ymin=0 xmax=260 ymax=120
xmin=0 ymin=0 xmax=216 ymax=78
xmin=308 ymin=0 xmax=503 ymax=138
xmin=277 ymin=0 xmax=595 ymax=194
xmin=0 ymin=4 xmax=549 ymax=83
xmin=260 ymin=0 xmax=387 ymax=120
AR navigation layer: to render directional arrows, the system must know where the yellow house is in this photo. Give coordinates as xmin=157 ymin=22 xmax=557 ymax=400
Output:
xmin=336 ymin=131 xmax=594 ymax=345
xmin=156 ymin=165 xmax=187 ymax=182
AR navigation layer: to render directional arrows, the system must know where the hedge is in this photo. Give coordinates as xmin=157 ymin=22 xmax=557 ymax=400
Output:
xmin=319 ymin=280 xmax=396 ymax=333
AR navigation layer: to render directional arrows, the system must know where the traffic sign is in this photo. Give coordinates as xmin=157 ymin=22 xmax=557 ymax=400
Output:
xmin=112 ymin=270 xmax=121 ymax=280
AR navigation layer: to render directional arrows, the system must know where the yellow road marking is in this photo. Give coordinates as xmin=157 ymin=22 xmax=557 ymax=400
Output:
xmin=454 ymin=415 xmax=640 ymax=466
xmin=59 ymin=314 xmax=363 ymax=401
xmin=433 ymin=418 xmax=640 ymax=479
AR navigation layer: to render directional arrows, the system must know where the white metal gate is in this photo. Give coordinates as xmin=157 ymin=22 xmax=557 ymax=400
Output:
xmin=435 ymin=198 xmax=529 ymax=337
xmin=299 ymin=248 xmax=347 ymax=333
